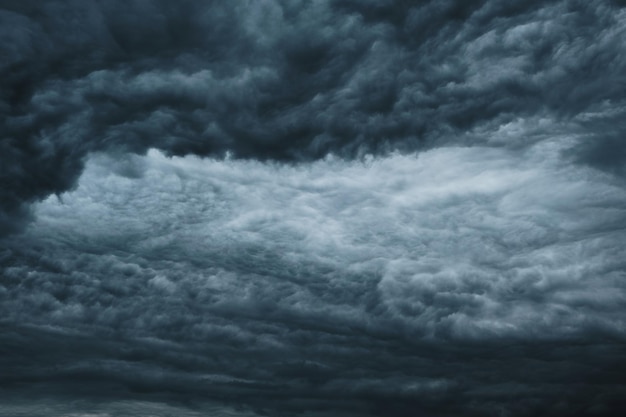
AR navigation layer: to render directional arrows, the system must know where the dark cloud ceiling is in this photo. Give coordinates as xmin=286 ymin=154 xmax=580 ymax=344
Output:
xmin=1 ymin=1 xmax=626 ymax=416
xmin=2 ymin=0 xmax=626 ymax=234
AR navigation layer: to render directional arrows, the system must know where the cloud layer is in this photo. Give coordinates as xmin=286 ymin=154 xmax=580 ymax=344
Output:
xmin=2 ymin=140 xmax=626 ymax=416
xmin=2 ymin=1 xmax=626 ymax=415
xmin=2 ymin=0 xmax=626 ymax=233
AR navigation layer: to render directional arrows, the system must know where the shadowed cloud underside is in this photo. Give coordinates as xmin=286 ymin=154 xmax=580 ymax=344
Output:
xmin=1 ymin=1 xmax=626 ymax=416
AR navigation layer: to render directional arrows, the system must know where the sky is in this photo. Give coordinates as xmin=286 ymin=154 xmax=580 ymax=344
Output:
xmin=1 ymin=1 xmax=626 ymax=416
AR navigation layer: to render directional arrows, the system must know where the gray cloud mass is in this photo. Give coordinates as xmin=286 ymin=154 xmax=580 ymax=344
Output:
xmin=2 ymin=0 xmax=626 ymax=232
xmin=2 ymin=145 xmax=626 ymax=416
xmin=1 ymin=1 xmax=626 ymax=416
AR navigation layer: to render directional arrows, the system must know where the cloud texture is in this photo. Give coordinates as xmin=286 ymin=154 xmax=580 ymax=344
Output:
xmin=2 ymin=0 xmax=626 ymax=233
xmin=2 ymin=1 xmax=626 ymax=416
xmin=2 ymin=141 xmax=626 ymax=416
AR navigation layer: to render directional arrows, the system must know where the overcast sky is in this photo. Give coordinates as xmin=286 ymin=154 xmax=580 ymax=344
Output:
xmin=2 ymin=1 xmax=626 ymax=416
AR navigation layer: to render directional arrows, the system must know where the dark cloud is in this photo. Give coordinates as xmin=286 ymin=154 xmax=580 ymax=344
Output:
xmin=2 ymin=148 xmax=626 ymax=416
xmin=2 ymin=1 xmax=626 ymax=415
xmin=2 ymin=0 xmax=626 ymax=233
xmin=569 ymin=102 xmax=626 ymax=177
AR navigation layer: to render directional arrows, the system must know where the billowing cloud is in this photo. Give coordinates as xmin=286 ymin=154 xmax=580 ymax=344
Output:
xmin=2 ymin=0 xmax=626 ymax=233
xmin=2 ymin=138 xmax=625 ymax=415
xmin=2 ymin=1 xmax=626 ymax=415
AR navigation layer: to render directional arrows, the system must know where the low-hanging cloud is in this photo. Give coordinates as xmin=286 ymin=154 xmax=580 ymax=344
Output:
xmin=2 ymin=1 xmax=626 ymax=415
xmin=2 ymin=0 xmax=626 ymax=233
xmin=2 ymin=138 xmax=625 ymax=415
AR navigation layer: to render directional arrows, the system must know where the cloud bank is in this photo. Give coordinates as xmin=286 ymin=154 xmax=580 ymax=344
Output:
xmin=2 ymin=140 xmax=626 ymax=416
xmin=2 ymin=1 xmax=626 ymax=416
xmin=2 ymin=0 xmax=626 ymax=233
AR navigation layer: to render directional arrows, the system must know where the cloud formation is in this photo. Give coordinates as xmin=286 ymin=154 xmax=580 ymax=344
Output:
xmin=2 ymin=0 xmax=626 ymax=233
xmin=2 ymin=1 xmax=626 ymax=415
xmin=2 ymin=141 xmax=625 ymax=416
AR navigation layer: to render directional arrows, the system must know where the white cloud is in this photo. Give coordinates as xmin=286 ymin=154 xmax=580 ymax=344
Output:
xmin=10 ymin=137 xmax=622 ymax=343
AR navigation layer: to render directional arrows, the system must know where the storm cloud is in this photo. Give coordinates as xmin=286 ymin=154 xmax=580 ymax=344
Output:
xmin=1 ymin=1 xmax=626 ymax=416
xmin=3 ymin=143 xmax=626 ymax=416
xmin=2 ymin=0 xmax=626 ymax=232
